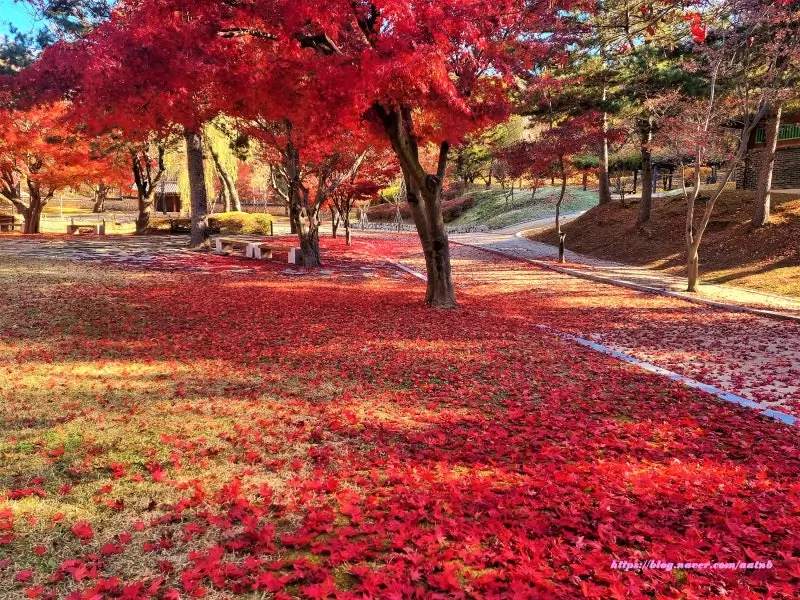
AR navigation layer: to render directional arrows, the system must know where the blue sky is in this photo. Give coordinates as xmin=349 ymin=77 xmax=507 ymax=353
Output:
xmin=0 ymin=0 xmax=40 ymax=35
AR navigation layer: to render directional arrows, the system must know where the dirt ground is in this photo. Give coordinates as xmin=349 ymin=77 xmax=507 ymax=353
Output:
xmin=531 ymin=189 xmax=800 ymax=297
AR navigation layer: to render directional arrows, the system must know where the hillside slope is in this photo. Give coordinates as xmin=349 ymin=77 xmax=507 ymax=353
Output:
xmin=449 ymin=186 xmax=598 ymax=229
xmin=530 ymin=189 xmax=800 ymax=297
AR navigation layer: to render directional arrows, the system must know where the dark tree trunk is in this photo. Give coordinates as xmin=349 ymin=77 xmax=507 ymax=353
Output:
xmin=556 ymin=157 xmax=568 ymax=264
xmin=632 ymin=170 xmax=638 ymax=194
xmin=376 ymin=104 xmax=457 ymax=308
xmin=344 ymin=210 xmax=352 ymax=246
xmin=637 ymin=118 xmax=654 ymax=228
xmin=285 ymin=141 xmax=321 ymax=267
xmin=135 ymin=192 xmax=155 ymax=235
xmin=331 ymin=208 xmax=340 ymax=239
xmin=22 ymin=180 xmax=46 ymax=234
xmin=23 ymin=204 xmax=43 ymax=234
xmin=752 ymin=104 xmax=781 ymax=227
xmin=93 ymin=183 xmax=109 ymax=213
xmin=598 ymin=111 xmax=612 ymax=205
xmin=289 ymin=202 xmax=299 ymax=235
xmin=185 ymin=128 xmax=210 ymax=250
xmin=131 ymin=146 xmax=165 ymax=236
xmin=582 ymin=172 xmax=587 ymax=191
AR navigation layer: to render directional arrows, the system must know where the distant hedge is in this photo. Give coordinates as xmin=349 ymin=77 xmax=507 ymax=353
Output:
xmin=149 ymin=212 xmax=274 ymax=235
xmin=367 ymin=196 xmax=474 ymax=224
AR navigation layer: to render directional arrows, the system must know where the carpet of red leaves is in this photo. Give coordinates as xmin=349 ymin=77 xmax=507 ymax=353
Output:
xmin=1 ymin=235 xmax=799 ymax=599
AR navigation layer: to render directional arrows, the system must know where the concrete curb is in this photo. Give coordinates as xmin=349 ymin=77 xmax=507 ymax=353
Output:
xmin=535 ymin=325 xmax=797 ymax=428
xmin=387 ymin=254 xmax=798 ymax=429
xmin=385 ymin=259 xmax=427 ymax=281
xmin=450 ymin=235 xmax=800 ymax=323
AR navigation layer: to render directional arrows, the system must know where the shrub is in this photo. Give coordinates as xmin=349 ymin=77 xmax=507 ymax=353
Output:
xmin=148 ymin=212 xmax=274 ymax=235
xmin=366 ymin=196 xmax=474 ymax=224
xmin=441 ymin=196 xmax=474 ymax=222
xmin=367 ymin=203 xmax=411 ymax=222
xmin=380 ymin=185 xmax=402 ymax=204
xmin=211 ymin=212 xmax=274 ymax=234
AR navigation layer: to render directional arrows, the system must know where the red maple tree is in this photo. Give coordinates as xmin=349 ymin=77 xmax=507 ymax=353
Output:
xmin=0 ymin=101 xmax=124 ymax=233
xmin=18 ymin=0 xmax=582 ymax=304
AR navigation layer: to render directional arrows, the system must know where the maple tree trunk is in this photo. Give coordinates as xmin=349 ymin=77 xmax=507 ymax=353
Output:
xmin=331 ymin=209 xmax=339 ymax=239
xmin=285 ymin=141 xmax=321 ymax=267
xmin=637 ymin=120 xmax=654 ymax=228
xmin=412 ymin=182 xmax=456 ymax=308
xmin=300 ymin=218 xmax=321 ymax=267
xmin=377 ymin=104 xmax=457 ymax=309
xmin=131 ymin=147 xmax=165 ymax=236
xmin=22 ymin=181 xmax=46 ymax=234
xmin=185 ymin=128 xmax=210 ymax=250
xmin=752 ymin=104 xmax=781 ymax=228
xmin=289 ymin=202 xmax=298 ymax=234
xmin=344 ymin=210 xmax=352 ymax=246
xmin=92 ymin=183 xmax=109 ymax=213
xmin=288 ymin=200 xmax=321 ymax=267
xmin=135 ymin=192 xmax=154 ymax=235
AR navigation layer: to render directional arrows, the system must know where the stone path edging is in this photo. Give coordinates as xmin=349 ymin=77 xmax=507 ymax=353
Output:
xmin=535 ymin=325 xmax=797 ymax=428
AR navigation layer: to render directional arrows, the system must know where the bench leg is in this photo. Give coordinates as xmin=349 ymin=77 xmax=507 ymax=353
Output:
xmin=253 ymin=247 xmax=273 ymax=260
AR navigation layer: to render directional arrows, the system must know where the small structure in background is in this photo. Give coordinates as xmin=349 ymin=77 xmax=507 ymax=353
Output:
xmin=154 ymin=180 xmax=182 ymax=213
xmin=737 ymin=113 xmax=800 ymax=191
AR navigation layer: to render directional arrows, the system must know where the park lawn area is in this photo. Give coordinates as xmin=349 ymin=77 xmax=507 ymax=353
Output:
xmin=449 ymin=186 xmax=599 ymax=229
xmin=1 ymin=240 xmax=799 ymax=599
xmin=41 ymin=206 xmax=95 ymax=216
xmin=530 ymin=189 xmax=800 ymax=298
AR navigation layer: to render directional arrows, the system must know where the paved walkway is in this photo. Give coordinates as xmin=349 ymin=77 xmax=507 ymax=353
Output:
xmin=451 ymin=215 xmax=800 ymax=319
xmin=390 ymin=239 xmax=800 ymax=419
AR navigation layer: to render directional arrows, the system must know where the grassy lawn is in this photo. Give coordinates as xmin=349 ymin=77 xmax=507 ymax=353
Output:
xmin=41 ymin=206 xmax=95 ymax=216
xmin=530 ymin=189 xmax=800 ymax=297
xmin=450 ymin=186 xmax=599 ymax=229
xmin=1 ymin=241 xmax=799 ymax=598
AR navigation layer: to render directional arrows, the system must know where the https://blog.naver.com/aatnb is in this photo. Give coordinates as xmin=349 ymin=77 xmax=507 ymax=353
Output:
xmin=611 ymin=559 xmax=774 ymax=572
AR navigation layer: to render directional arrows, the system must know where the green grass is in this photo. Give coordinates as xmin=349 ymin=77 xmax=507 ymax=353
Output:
xmin=42 ymin=206 xmax=94 ymax=215
xmin=449 ymin=186 xmax=599 ymax=229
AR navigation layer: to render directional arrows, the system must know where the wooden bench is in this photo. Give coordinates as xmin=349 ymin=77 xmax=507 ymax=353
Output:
xmin=0 ymin=215 xmax=19 ymax=232
xmin=215 ymin=237 xmax=251 ymax=256
xmin=215 ymin=238 xmax=303 ymax=263
xmin=67 ymin=220 xmax=105 ymax=235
